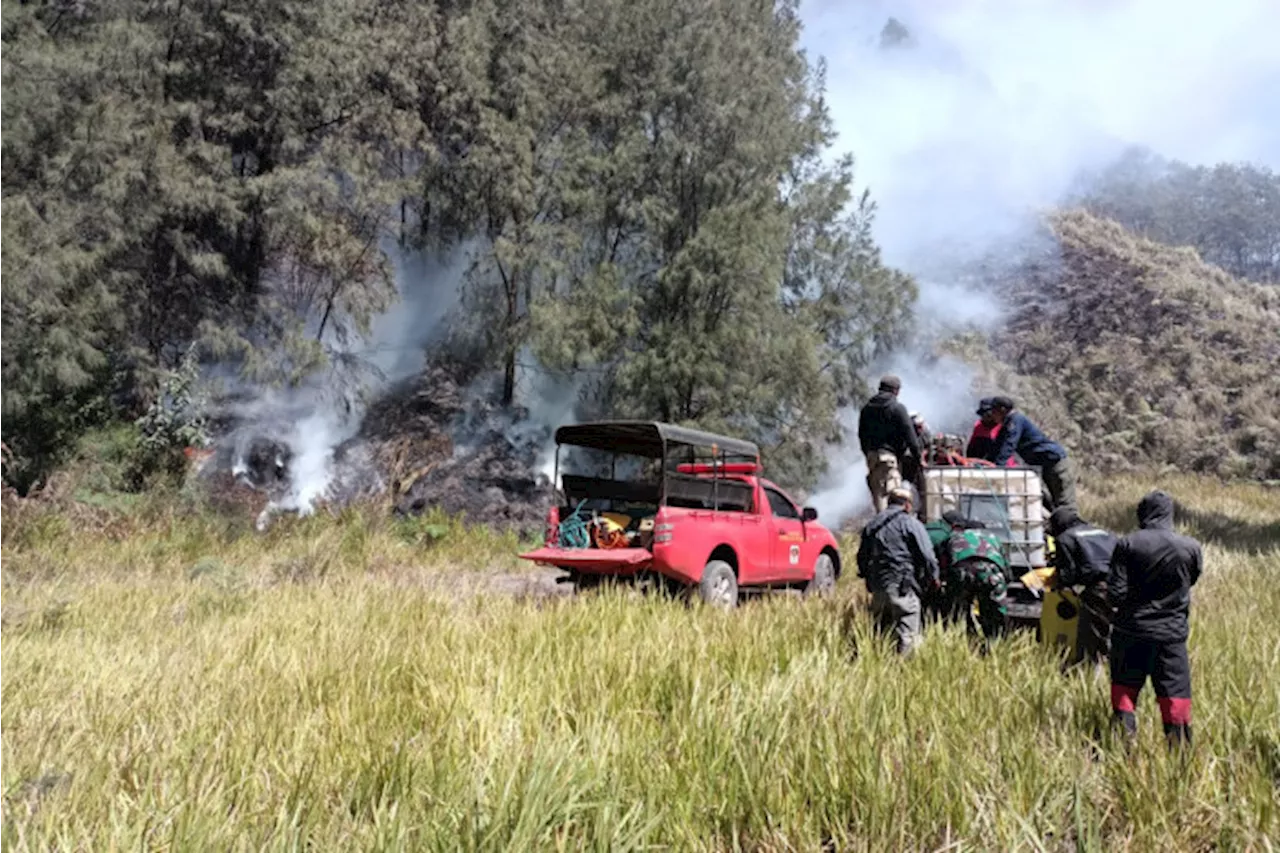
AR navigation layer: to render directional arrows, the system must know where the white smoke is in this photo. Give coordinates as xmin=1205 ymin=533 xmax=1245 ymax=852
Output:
xmin=803 ymin=0 xmax=1280 ymax=283
xmin=798 ymin=0 xmax=1280 ymax=523
xmin=224 ymin=241 xmax=469 ymax=520
xmin=511 ymin=347 xmax=582 ymax=489
xmin=286 ymin=410 xmax=349 ymax=511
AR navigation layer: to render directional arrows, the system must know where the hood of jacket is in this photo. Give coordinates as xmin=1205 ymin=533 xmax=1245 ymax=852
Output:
xmin=864 ymin=505 xmax=906 ymax=537
xmin=864 ymin=390 xmax=897 ymax=411
xmin=1048 ymin=506 xmax=1084 ymax=537
xmin=1137 ymin=490 xmax=1175 ymax=530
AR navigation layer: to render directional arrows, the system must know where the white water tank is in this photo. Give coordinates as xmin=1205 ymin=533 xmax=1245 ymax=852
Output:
xmin=921 ymin=467 xmax=1047 ymax=569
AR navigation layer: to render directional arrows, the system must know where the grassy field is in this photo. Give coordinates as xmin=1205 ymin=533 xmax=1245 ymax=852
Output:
xmin=2 ymin=476 xmax=1278 ymax=850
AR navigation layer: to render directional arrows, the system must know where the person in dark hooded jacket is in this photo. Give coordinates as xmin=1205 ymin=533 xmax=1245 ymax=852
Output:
xmin=858 ymin=375 xmax=922 ymax=512
xmin=1108 ymin=490 xmax=1203 ymax=746
xmin=1048 ymin=507 xmax=1118 ymax=665
xmin=856 ymin=487 xmax=940 ymax=656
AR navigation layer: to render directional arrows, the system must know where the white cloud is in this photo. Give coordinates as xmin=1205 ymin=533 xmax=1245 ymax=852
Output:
xmin=802 ymin=0 xmax=1280 ymax=273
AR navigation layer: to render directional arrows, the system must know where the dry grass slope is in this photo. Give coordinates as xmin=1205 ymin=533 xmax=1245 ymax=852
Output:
xmin=3 ymin=475 xmax=1278 ymax=850
xmin=958 ymin=209 xmax=1280 ymax=480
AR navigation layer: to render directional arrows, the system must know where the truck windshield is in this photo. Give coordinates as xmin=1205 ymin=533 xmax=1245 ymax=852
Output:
xmin=956 ymin=494 xmax=1014 ymax=540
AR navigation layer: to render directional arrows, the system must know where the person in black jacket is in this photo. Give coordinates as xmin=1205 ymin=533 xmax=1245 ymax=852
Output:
xmin=1108 ymin=490 xmax=1203 ymax=746
xmin=856 ymin=487 xmax=940 ymax=656
xmin=1048 ymin=507 xmax=1118 ymax=666
xmin=857 ymin=375 xmax=922 ymax=512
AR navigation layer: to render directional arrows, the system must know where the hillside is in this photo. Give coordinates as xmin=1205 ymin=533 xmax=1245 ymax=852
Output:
xmin=1072 ymin=149 xmax=1280 ymax=285
xmin=953 ymin=209 xmax=1280 ymax=480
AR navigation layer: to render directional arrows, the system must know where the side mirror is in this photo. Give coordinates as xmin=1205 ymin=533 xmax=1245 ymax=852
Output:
xmin=802 ymin=506 xmax=818 ymax=522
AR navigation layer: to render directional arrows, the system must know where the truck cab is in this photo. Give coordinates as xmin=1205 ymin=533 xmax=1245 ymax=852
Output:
xmin=519 ymin=421 xmax=842 ymax=607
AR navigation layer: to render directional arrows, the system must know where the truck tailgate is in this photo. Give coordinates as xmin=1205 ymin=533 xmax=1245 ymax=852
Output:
xmin=519 ymin=547 xmax=652 ymax=573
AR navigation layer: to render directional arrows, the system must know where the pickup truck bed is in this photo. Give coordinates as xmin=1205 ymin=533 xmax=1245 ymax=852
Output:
xmin=519 ymin=546 xmax=652 ymax=574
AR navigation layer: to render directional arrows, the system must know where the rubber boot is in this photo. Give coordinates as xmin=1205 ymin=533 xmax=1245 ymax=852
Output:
xmin=1110 ymin=684 xmax=1140 ymax=746
xmin=1113 ymin=710 xmax=1137 ymax=742
xmin=1163 ymin=723 xmax=1192 ymax=749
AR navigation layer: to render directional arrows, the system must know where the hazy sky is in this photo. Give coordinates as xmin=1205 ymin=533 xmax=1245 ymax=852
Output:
xmin=799 ymin=0 xmax=1280 ymax=271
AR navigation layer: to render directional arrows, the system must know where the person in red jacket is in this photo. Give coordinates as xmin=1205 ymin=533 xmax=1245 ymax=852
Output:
xmin=966 ymin=399 xmax=1017 ymax=465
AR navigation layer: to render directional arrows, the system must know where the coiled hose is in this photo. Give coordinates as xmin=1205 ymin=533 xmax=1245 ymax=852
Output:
xmin=558 ymin=500 xmax=591 ymax=549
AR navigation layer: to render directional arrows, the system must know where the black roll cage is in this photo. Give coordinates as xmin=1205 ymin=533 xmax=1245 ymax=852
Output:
xmin=551 ymin=421 xmax=761 ymax=509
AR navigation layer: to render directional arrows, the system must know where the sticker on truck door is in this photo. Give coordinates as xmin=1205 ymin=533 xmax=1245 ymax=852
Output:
xmin=789 ymin=545 xmax=800 ymax=565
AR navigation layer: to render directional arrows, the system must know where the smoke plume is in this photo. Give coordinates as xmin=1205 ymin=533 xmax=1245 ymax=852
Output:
xmin=807 ymin=353 xmax=978 ymax=524
xmin=211 ymin=235 xmax=588 ymax=528
xmin=512 ymin=352 xmax=582 ymax=484
xmin=797 ymin=0 xmax=1280 ymax=525
xmin=804 ymin=0 xmax=1280 ymax=277
xmin=218 ymin=241 xmax=468 ymax=518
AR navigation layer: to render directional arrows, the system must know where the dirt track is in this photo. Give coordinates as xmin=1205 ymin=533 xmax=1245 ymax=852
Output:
xmin=358 ymin=564 xmax=574 ymax=602
xmin=424 ymin=567 xmax=573 ymax=600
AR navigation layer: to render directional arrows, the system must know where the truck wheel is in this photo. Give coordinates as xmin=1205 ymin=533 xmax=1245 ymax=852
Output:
xmin=699 ymin=560 xmax=738 ymax=609
xmin=805 ymin=553 xmax=836 ymax=597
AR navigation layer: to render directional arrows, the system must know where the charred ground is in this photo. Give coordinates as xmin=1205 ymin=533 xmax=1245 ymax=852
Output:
xmin=191 ymin=363 xmax=554 ymax=534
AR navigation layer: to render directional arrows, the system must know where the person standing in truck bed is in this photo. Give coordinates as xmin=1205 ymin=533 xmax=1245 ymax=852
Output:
xmin=981 ymin=396 xmax=1077 ymax=511
xmin=966 ymin=398 xmax=1015 ymax=464
xmin=857 ymin=374 xmax=922 ymax=512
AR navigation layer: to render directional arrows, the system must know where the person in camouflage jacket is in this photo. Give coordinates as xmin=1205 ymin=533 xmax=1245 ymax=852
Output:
xmin=929 ymin=513 xmax=1010 ymax=641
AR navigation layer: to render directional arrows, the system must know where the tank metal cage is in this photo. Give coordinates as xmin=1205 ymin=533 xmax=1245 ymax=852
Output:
xmin=920 ymin=465 xmax=1047 ymax=570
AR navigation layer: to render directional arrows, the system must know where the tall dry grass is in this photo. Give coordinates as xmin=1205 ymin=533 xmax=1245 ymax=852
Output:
xmin=3 ymin=475 xmax=1277 ymax=850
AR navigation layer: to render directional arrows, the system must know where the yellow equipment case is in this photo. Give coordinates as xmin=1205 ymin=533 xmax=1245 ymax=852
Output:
xmin=1036 ymin=537 xmax=1081 ymax=658
xmin=1041 ymin=587 xmax=1081 ymax=654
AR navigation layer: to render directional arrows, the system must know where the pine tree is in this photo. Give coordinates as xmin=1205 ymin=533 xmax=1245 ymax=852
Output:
xmin=1 ymin=0 xmax=920 ymax=493
xmin=528 ymin=0 xmax=916 ymax=487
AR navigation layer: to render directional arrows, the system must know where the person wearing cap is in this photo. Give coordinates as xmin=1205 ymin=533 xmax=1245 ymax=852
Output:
xmin=908 ymin=411 xmax=936 ymax=465
xmin=857 ymin=374 xmax=922 ymax=513
xmin=1108 ymin=490 xmax=1202 ymax=747
xmin=856 ymin=486 xmax=940 ymax=656
xmin=909 ymin=411 xmax=930 ymax=443
xmin=966 ymin=398 xmax=1013 ymax=463
xmin=981 ymin=396 xmax=1077 ymax=511
xmin=1048 ymin=506 xmax=1118 ymax=666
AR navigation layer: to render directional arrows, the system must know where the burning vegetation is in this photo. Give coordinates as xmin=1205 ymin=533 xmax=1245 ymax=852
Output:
xmin=950 ymin=209 xmax=1280 ymax=482
xmin=189 ymin=363 xmax=554 ymax=534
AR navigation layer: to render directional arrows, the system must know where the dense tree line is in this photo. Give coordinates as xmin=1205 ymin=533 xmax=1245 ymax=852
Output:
xmin=2 ymin=0 xmax=915 ymax=492
xmin=1074 ymin=148 xmax=1280 ymax=285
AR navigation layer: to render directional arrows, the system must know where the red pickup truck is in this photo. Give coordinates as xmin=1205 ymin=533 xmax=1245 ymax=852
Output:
xmin=519 ymin=421 xmax=842 ymax=607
